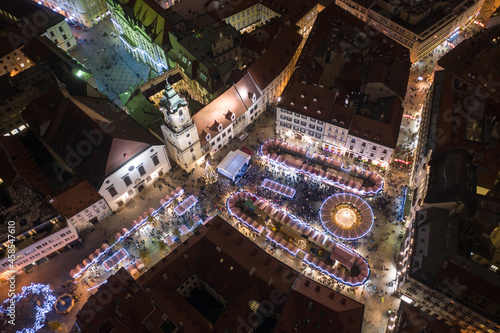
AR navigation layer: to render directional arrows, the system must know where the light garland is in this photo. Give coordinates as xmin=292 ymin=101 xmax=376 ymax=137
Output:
xmin=174 ymin=195 xmax=198 ymax=216
xmin=226 ymin=191 xmax=371 ymax=286
xmin=259 ymin=140 xmax=384 ymax=195
xmin=73 ymin=189 xmax=185 ymax=279
xmin=261 ymin=178 xmax=296 ymax=198
xmin=0 ymin=283 xmax=56 ymax=333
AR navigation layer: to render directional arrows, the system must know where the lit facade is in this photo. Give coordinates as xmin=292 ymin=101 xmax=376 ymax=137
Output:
xmin=98 ymin=145 xmax=171 ymax=211
xmin=67 ymin=198 xmax=112 ymax=231
xmin=0 ymin=218 xmax=79 ymax=275
xmin=107 ymin=0 xmax=169 ymax=74
xmin=37 ymin=0 xmax=110 ymax=27
xmin=223 ymin=3 xmax=280 ymax=33
xmin=335 ymin=0 xmax=484 ymax=62
xmin=160 ymin=80 xmax=203 ymax=171
xmin=345 ymin=134 xmax=393 ymax=166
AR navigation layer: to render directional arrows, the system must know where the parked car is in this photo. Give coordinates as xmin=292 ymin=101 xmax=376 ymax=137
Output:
xmin=238 ymin=133 xmax=248 ymax=141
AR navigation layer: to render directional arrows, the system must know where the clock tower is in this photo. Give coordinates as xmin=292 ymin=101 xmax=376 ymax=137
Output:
xmin=160 ymin=79 xmax=203 ymax=171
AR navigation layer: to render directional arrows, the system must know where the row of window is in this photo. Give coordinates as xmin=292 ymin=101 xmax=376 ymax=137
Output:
xmin=107 ymin=155 xmax=160 ymax=197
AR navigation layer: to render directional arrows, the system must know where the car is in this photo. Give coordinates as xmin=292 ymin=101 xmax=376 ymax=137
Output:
xmin=238 ymin=133 xmax=248 ymax=141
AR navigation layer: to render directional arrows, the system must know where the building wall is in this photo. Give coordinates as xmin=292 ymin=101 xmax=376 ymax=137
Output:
xmin=345 ymin=134 xmax=393 ymax=166
xmin=207 ymin=124 xmax=234 ymax=154
xmin=109 ymin=3 xmax=168 ymax=73
xmin=68 ymin=198 xmax=112 ymax=231
xmin=276 ymin=107 xmax=326 ymax=146
xmin=224 ymin=4 xmax=280 ymax=33
xmin=335 ymin=0 xmax=484 ymax=62
xmin=98 ymin=145 xmax=171 ymax=211
xmin=42 ymin=19 xmax=77 ymax=51
xmin=0 ymin=48 xmax=33 ymax=77
xmin=0 ymin=63 xmax=56 ymax=136
xmin=39 ymin=0 xmax=109 ymax=27
xmin=322 ymin=123 xmax=349 ymax=154
xmin=162 ymin=122 xmax=203 ymax=171
xmin=0 ymin=218 xmax=79 ymax=275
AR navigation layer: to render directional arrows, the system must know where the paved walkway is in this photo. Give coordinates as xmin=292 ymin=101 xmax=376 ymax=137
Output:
xmin=69 ymin=18 xmax=152 ymax=107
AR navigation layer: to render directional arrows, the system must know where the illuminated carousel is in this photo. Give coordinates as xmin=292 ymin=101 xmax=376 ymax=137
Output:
xmin=320 ymin=193 xmax=374 ymax=240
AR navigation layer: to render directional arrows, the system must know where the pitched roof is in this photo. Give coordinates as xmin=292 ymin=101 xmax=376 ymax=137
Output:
xmin=247 ymin=25 xmax=302 ymax=91
xmin=278 ymin=81 xmax=354 ymax=127
xmin=133 ymin=215 xmax=364 ymax=332
xmin=348 ymin=96 xmax=403 ymax=148
xmin=23 ymin=89 xmax=162 ymax=189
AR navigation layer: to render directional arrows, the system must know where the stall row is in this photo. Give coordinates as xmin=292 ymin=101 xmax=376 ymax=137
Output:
xmin=174 ymin=195 xmax=198 ymax=216
xmin=102 ymin=248 xmax=129 ymax=272
xmin=260 ymin=140 xmax=383 ymax=195
xmin=226 ymin=191 xmax=370 ymax=286
xmin=261 ymin=178 xmax=296 ymax=198
xmin=70 ymin=243 xmax=109 ymax=279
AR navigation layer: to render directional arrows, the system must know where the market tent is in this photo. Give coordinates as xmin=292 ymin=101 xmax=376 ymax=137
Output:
xmin=217 ymin=149 xmax=251 ymax=181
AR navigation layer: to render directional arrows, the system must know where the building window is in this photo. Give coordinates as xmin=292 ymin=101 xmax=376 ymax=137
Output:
xmin=351 ymin=139 xmax=355 ymax=143
xmin=108 ymin=186 xmax=118 ymax=197
xmin=123 ymin=176 xmax=132 ymax=186
xmin=138 ymin=165 xmax=146 ymax=176
xmin=152 ymin=155 xmax=160 ymax=166
xmin=361 ymin=142 xmax=366 ymax=147
xmin=383 ymin=149 xmax=387 ymax=154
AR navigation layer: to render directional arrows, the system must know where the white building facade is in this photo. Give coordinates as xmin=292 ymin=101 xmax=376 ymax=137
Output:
xmin=42 ymin=19 xmax=78 ymax=51
xmin=67 ymin=198 xmax=112 ymax=231
xmin=160 ymin=81 xmax=204 ymax=171
xmin=0 ymin=217 xmax=79 ymax=275
xmin=345 ymin=134 xmax=393 ymax=166
xmin=98 ymin=145 xmax=171 ymax=211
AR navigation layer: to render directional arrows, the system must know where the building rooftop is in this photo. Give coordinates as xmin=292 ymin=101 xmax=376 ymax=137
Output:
xmin=424 ymin=149 xmax=477 ymax=204
xmin=0 ymin=178 xmax=59 ymax=246
xmin=348 ymin=96 xmax=403 ymax=148
xmin=278 ymin=81 xmax=355 ymax=128
xmin=410 ymin=204 xmax=500 ymax=323
xmin=0 ymin=0 xmax=66 ymax=57
xmin=76 ymin=268 xmax=167 ymax=333
xmin=23 ymin=89 xmax=162 ymax=189
xmin=192 ymin=85 xmax=248 ymax=144
xmin=140 ymin=215 xmax=364 ymax=332
xmin=177 ymin=22 xmax=240 ymax=70
xmin=394 ymin=301 xmax=459 ymax=333
xmin=247 ymin=25 xmax=302 ymax=91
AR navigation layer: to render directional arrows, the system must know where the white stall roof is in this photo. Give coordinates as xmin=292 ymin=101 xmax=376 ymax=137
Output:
xmin=217 ymin=150 xmax=251 ymax=181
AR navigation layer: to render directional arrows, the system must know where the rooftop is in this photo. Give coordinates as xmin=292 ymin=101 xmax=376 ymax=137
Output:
xmin=192 ymin=72 xmax=260 ymax=144
xmin=23 ymin=89 xmax=162 ymax=189
xmin=349 ymin=96 xmax=403 ymax=148
xmin=247 ymin=25 xmax=302 ymax=91
xmin=278 ymin=81 xmax=354 ymax=128
xmin=137 ymin=215 xmax=365 ymax=332
xmin=0 ymin=178 xmax=59 ymax=246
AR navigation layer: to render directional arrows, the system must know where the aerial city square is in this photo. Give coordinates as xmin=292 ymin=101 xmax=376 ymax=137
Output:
xmin=0 ymin=0 xmax=499 ymax=332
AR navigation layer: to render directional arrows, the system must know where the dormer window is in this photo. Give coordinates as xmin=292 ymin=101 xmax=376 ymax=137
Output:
xmin=290 ymin=102 xmax=294 ymax=106
xmin=251 ymin=93 xmax=256 ymax=103
xmin=206 ymin=134 xmax=211 ymax=141
xmin=313 ymin=98 xmax=317 ymax=102
xmin=218 ymin=124 xmax=223 ymax=132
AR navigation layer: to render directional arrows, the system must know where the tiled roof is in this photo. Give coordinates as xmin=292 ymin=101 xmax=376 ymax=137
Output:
xmin=134 ymin=215 xmax=364 ymax=332
xmin=23 ymin=89 xmax=162 ymax=189
xmin=278 ymin=81 xmax=354 ymax=127
xmin=247 ymin=25 xmax=302 ymax=91
xmin=348 ymin=96 xmax=403 ymax=148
